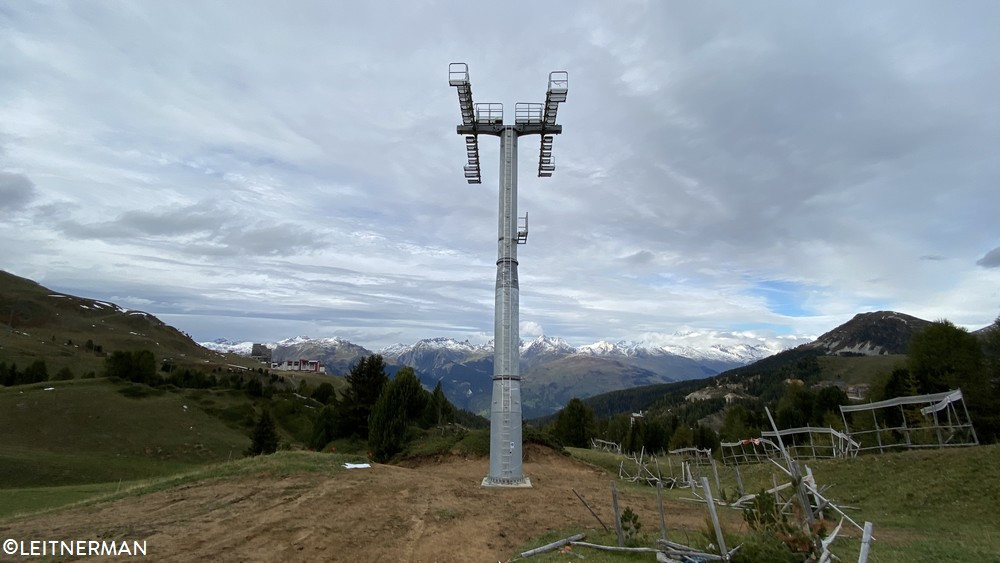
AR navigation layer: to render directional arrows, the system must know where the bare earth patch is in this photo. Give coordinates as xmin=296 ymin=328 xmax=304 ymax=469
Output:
xmin=2 ymin=446 xmax=734 ymax=562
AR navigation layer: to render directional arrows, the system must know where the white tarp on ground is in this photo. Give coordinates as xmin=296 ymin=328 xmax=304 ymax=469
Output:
xmin=343 ymin=463 xmax=371 ymax=469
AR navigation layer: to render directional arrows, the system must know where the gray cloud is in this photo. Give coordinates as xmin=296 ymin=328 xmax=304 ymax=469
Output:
xmin=622 ymin=250 xmax=655 ymax=265
xmin=56 ymin=202 xmax=327 ymax=257
xmin=0 ymin=172 xmax=36 ymax=210
xmin=977 ymin=247 xmax=1000 ymax=268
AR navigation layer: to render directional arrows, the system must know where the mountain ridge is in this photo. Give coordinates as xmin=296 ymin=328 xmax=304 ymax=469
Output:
xmin=201 ymin=333 xmax=785 ymax=418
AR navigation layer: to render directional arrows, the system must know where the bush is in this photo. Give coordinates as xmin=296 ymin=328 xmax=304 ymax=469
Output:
xmin=53 ymin=366 xmax=74 ymax=381
xmin=731 ymin=532 xmax=800 ymax=563
xmin=523 ymin=425 xmax=563 ymax=451
xmin=454 ymin=428 xmax=490 ymax=456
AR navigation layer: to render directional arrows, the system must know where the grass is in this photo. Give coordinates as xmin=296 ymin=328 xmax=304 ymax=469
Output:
xmin=402 ymin=426 xmax=490 ymax=459
xmin=0 ymin=482 xmax=123 ymax=519
xmin=0 ymin=378 xmax=251 ymax=488
xmin=0 ymin=450 xmax=365 ymax=521
xmin=561 ymin=444 xmax=1000 ymax=562
xmin=817 ymin=354 xmax=906 ymax=385
xmin=512 ymin=528 xmax=656 ymax=561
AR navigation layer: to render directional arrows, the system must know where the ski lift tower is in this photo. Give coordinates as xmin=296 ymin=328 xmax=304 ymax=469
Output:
xmin=448 ymin=63 xmax=568 ymax=487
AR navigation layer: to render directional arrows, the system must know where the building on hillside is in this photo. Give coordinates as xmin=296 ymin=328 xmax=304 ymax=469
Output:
xmin=270 ymin=359 xmax=326 ymax=373
xmin=250 ymin=343 xmax=272 ymax=362
xmin=846 ymin=384 xmax=870 ymax=401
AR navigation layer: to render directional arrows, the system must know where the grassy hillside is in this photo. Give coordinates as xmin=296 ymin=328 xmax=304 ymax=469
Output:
xmin=0 ymin=270 xmax=261 ymax=376
xmin=0 ymin=378 xmax=253 ymax=488
xmin=816 ymin=354 xmax=906 ymax=384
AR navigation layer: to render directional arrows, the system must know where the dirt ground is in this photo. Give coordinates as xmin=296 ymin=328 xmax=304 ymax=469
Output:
xmin=1 ymin=446 xmax=736 ymax=562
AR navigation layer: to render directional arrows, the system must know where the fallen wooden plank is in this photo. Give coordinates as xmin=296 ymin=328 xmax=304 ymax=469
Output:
xmin=519 ymin=533 xmax=586 ymax=558
xmin=570 ymin=541 xmax=661 ymax=553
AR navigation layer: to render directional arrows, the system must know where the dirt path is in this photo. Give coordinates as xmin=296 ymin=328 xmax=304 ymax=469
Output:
xmin=1 ymin=446 xmax=736 ymax=562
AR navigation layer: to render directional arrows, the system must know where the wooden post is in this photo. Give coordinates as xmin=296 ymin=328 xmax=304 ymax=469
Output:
xmin=519 ymin=533 xmax=587 ymax=558
xmin=871 ymin=409 xmax=884 ymax=453
xmin=858 ymin=521 xmax=874 ymax=563
xmin=572 ymin=488 xmax=609 ymax=532
xmin=805 ymin=465 xmax=820 ymax=519
xmin=765 ymin=407 xmax=815 ymax=527
xmin=700 ymin=477 xmax=728 ymax=557
xmin=900 ymin=405 xmax=911 ymax=446
xmin=610 ymin=480 xmax=624 ymax=547
xmin=656 ymin=480 xmax=668 ymax=541
xmin=958 ymin=390 xmax=980 ymax=444
xmin=791 ymin=460 xmax=816 ymax=528
xmin=932 ymin=409 xmax=944 ymax=445
xmin=710 ymin=456 xmax=723 ymax=501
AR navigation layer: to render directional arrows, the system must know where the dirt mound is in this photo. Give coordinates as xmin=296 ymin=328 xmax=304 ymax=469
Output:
xmin=1 ymin=452 xmax=725 ymax=562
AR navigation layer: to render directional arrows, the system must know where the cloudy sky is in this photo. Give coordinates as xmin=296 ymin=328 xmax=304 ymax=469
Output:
xmin=2 ymin=1 xmax=998 ymax=351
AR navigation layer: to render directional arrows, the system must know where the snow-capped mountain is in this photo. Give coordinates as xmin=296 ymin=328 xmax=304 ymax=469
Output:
xmin=381 ymin=337 xmax=490 ymax=370
xmin=198 ymin=332 xmax=786 ymax=417
xmin=572 ymin=338 xmax=780 ymax=364
xmin=199 ymin=338 xmax=263 ymax=356
xmin=201 ymin=333 xmax=787 ymax=368
xmin=520 ymin=335 xmax=576 ymax=368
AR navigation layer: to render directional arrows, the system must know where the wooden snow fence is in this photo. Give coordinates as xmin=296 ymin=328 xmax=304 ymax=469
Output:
xmin=721 ymin=426 xmax=860 ymax=467
xmin=840 ymin=388 xmax=978 ymax=453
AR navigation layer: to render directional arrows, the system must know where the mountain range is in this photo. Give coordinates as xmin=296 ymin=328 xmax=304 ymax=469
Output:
xmin=201 ymin=335 xmax=781 ymax=417
xmin=204 ymin=309 xmax=993 ymax=418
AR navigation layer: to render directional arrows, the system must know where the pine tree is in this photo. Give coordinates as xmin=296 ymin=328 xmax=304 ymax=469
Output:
xmin=246 ymin=410 xmax=279 ymax=456
xmin=367 ymin=367 xmax=427 ymax=462
xmin=309 ymin=405 xmax=336 ymax=450
xmin=420 ymin=381 xmax=454 ymax=428
xmin=342 ymin=355 xmax=389 ymax=439
xmin=552 ymin=398 xmax=596 ymax=447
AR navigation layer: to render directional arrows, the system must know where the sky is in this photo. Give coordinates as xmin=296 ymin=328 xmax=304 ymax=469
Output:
xmin=2 ymin=1 xmax=999 ymax=351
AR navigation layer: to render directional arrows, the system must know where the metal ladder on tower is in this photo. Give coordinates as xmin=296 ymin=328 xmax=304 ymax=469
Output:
xmin=499 ymin=129 xmax=515 ymax=479
xmin=500 ymin=378 xmax=512 ymax=477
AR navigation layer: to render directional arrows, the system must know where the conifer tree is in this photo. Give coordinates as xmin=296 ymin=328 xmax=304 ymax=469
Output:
xmin=342 ymin=355 xmax=389 ymax=439
xmin=246 ymin=410 xmax=279 ymax=456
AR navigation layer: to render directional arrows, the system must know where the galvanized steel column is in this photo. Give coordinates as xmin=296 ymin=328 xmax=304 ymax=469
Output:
xmin=486 ymin=126 xmax=525 ymax=485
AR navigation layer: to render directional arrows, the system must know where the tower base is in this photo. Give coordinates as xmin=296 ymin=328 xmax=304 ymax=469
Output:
xmin=481 ymin=476 xmax=532 ymax=488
